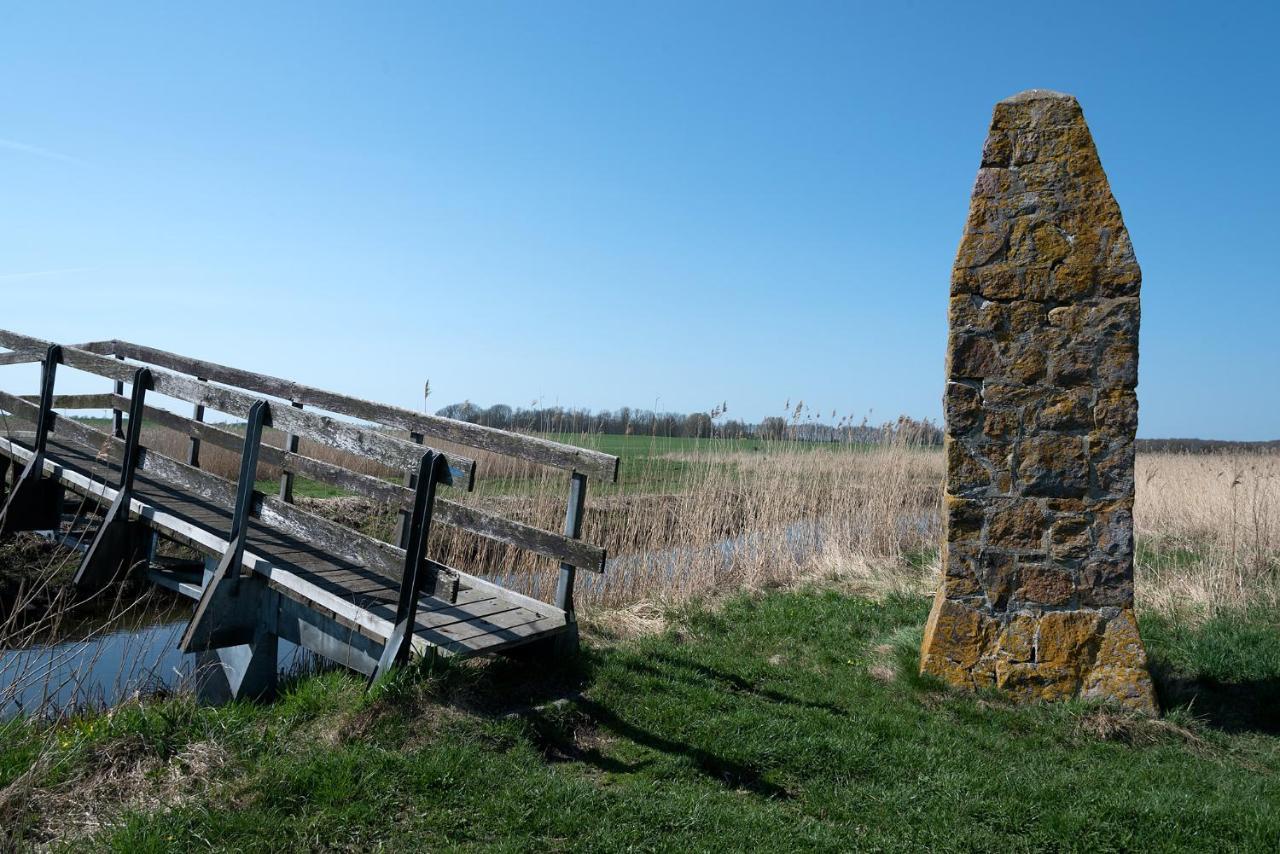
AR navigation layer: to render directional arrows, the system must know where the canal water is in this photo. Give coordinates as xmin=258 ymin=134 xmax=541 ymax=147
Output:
xmin=0 ymin=609 xmax=315 ymax=719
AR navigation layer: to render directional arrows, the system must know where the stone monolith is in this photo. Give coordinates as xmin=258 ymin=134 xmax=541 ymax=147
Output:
xmin=919 ymin=90 xmax=1156 ymax=713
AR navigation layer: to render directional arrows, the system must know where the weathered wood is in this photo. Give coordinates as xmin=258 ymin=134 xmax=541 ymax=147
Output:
xmin=394 ymin=431 xmax=424 ymax=548
xmin=276 ymin=591 xmax=382 ymax=676
xmin=0 ymin=331 xmax=473 ymax=487
xmin=112 ymin=394 xmax=607 ymax=570
xmin=0 ymin=350 xmax=41 ymax=366
xmin=82 ymin=337 xmax=619 ymax=481
xmin=112 ymin=355 xmax=126 ymax=439
xmin=55 ymin=344 xmax=476 ymax=488
xmin=15 ymin=394 xmax=115 ymax=410
xmin=4 ymin=430 xmax=568 ymax=664
xmin=0 ymin=435 xmax=401 ymax=641
xmin=0 ymin=347 xmax=66 ymax=536
xmin=0 ymin=329 xmax=590 ymax=671
xmin=279 ymin=401 xmax=303 ymax=502
xmin=188 ymin=378 xmax=207 ymax=467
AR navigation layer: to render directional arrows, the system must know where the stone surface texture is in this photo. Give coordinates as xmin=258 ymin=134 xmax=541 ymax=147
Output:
xmin=919 ymin=90 xmax=1157 ymax=713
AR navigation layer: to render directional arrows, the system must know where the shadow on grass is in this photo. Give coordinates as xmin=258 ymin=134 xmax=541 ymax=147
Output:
xmin=566 ymin=695 xmax=792 ymax=799
xmin=444 ymin=647 xmax=795 ymax=799
xmin=1151 ymin=666 xmax=1280 ymax=734
xmin=1142 ymin=606 xmax=1280 ymax=735
xmin=647 ymin=652 xmax=846 ymax=715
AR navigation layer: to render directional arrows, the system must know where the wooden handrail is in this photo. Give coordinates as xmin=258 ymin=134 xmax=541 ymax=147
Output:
xmin=0 ymin=387 xmax=605 ymax=572
xmin=0 ymin=332 xmax=478 ymax=490
xmin=82 ymin=338 xmax=620 ymax=481
xmin=104 ymin=393 xmax=607 ymax=571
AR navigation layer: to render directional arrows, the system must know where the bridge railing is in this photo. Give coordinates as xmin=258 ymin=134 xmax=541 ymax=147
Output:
xmin=0 ymin=330 xmax=619 ymax=633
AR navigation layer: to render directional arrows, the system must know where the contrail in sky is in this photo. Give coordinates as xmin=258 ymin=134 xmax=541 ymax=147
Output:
xmin=0 ymin=137 xmax=88 ymax=166
xmin=0 ymin=267 xmax=96 ymax=281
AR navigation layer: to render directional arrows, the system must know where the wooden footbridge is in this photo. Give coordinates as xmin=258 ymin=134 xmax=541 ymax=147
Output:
xmin=0 ymin=330 xmax=618 ymax=702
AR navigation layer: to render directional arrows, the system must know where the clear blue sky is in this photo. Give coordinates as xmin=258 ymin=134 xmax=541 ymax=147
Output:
xmin=2 ymin=2 xmax=1276 ymax=439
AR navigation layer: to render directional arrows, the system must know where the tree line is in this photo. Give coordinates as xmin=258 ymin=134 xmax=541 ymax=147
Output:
xmin=433 ymin=400 xmax=943 ymax=444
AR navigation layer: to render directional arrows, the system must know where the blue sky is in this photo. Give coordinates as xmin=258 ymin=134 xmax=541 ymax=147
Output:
xmin=1 ymin=2 xmax=1276 ymax=439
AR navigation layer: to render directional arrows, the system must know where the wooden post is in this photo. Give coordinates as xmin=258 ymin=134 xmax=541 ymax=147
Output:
xmin=111 ymin=355 xmax=125 ymax=439
xmin=188 ymin=377 xmax=207 ymax=467
xmin=394 ymin=431 xmax=424 ymax=548
xmin=553 ymin=471 xmax=587 ymax=653
xmin=278 ymin=401 xmax=303 ymax=502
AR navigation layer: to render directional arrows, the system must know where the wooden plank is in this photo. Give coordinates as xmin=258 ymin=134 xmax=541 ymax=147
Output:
xmin=54 ymin=344 xmax=476 ymax=489
xmin=428 ymin=607 xmax=562 ymax=646
xmin=116 ymin=395 xmax=607 ymax=571
xmin=83 ymin=337 xmax=619 ymax=481
xmin=419 ymin=586 xmax=492 ymax=612
xmin=414 ymin=598 xmax=516 ymax=632
xmin=275 ymin=594 xmax=382 ymax=676
xmin=436 ymin=566 xmax=560 ymax=618
xmin=455 ymin=616 xmax=567 ymax=655
xmin=17 ymin=393 xmax=116 ymax=410
xmin=0 ymin=350 xmax=41 ymax=366
xmin=0 ymin=331 xmax=53 ymax=353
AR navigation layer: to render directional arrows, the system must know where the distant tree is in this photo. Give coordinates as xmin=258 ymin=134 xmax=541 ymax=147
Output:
xmin=482 ymin=404 xmax=513 ymax=429
xmin=759 ymin=416 xmax=787 ymax=440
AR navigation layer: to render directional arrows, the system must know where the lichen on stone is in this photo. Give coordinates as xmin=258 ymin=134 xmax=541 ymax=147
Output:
xmin=919 ymin=89 xmax=1157 ymax=715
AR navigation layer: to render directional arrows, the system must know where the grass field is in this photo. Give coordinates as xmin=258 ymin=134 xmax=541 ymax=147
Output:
xmin=58 ymin=416 xmax=878 ymax=497
xmin=1 ymin=589 xmax=1277 ymax=851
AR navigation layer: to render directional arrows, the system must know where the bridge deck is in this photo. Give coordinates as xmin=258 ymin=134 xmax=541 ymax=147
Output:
xmin=0 ymin=433 xmax=566 ymax=660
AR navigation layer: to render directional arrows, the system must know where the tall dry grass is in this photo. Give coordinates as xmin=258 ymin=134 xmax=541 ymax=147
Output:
xmin=362 ymin=434 xmax=942 ymax=612
xmin=1134 ymin=451 xmax=1280 ymax=619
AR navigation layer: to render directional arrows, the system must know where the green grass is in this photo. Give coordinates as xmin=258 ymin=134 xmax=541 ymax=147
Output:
xmin=252 ymin=477 xmax=348 ymax=499
xmin=3 ymin=591 xmax=1277 ymax=851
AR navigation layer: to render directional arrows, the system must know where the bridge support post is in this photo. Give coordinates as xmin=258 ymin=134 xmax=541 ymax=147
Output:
xmin=0 ymin=345 xmax=66 ymax=538
xmin=552 ymin=471 xmax=587 ymax=656
xmin=75 ymin=367 xmax=154 ymax=593
xmin=372 ymin=451 xmax=447 ymax=681
xmin=192 ymin=557 xmax=280 ymax=704
xmin=181 ymin=400 xmax=270 ymax=656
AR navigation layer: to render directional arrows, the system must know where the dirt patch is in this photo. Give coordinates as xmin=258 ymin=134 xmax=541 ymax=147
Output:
xmin=867 ymin=643 xmax=898 ymax=683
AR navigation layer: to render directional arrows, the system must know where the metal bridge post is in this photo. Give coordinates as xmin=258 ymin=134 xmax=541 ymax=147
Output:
xmin=373 ymin=450 xmax=447 ymax=680
xmin=74 ymin=367 xmax=153 ymax=591
xmin=553 ymin=471 xmax=587 ymax=654
xmin=0 ymin=344 xmax=66 ymax=537
xmin=180 ymin=400 xmax=271 ymax=653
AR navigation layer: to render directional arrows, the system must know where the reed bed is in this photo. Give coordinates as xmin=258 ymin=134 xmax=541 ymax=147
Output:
xmin=1134 ymin=451 xmax=1280 ymax=618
